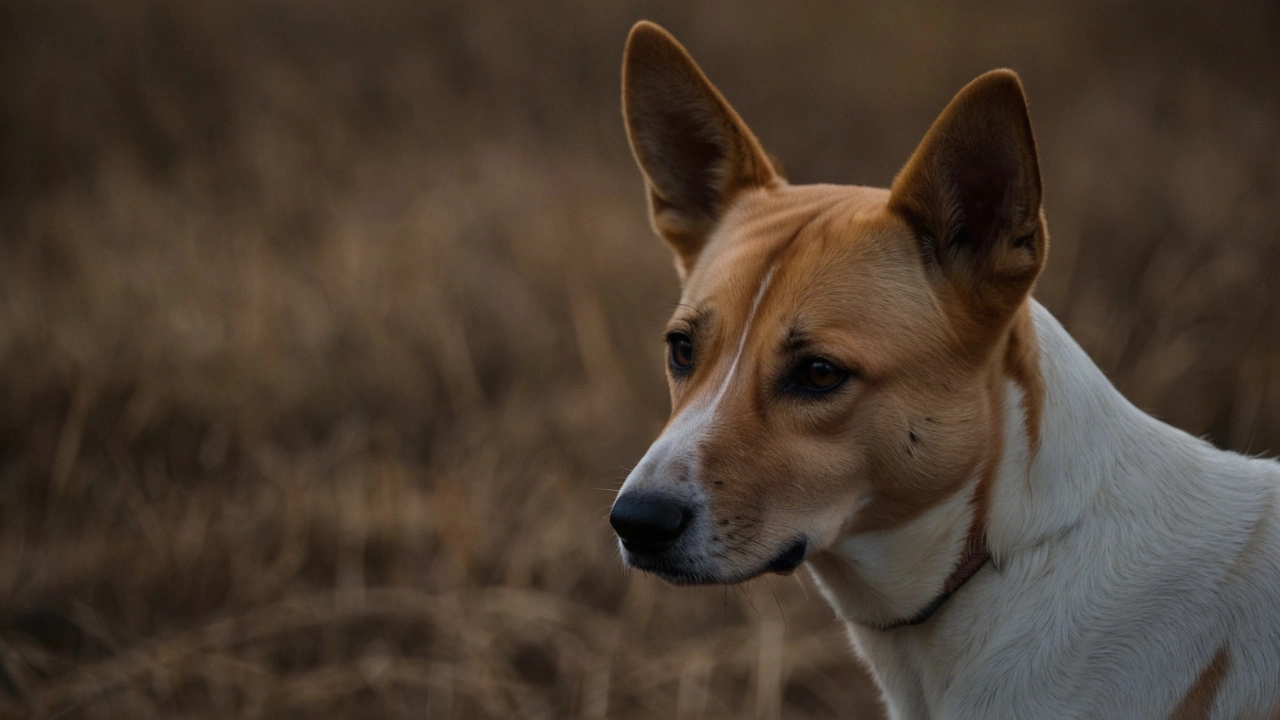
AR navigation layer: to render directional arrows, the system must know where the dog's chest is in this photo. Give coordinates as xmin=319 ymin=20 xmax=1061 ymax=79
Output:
xmin=842 ymin=497 xmax=1278 ymax=720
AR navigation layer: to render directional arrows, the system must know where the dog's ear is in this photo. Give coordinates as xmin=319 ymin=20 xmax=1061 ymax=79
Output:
xmin=889 ymin=70 xmax=1047 ymax=340
xmin=622 ymin=21 xmax=780 ymax=281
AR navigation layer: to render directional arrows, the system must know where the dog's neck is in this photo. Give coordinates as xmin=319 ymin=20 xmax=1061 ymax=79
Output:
xmin=805 ymin=299 xmax=1153 ymax=631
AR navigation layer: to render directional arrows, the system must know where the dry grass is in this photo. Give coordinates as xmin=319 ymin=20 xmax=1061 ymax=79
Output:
xmin=1 ymin=0 xmax=1279 ymax=717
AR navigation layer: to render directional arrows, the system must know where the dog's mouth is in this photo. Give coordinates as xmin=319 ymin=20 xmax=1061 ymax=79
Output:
xmin=765 ymin=538 xmax=808 ymax=574
xmin=623 ymin=537 xmax=809 ymax=585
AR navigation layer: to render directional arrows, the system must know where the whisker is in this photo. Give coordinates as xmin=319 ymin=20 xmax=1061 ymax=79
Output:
xmin=737 ymin=583 xmax=761 ymax=617
xmin=792 ymin=573 xmax=810 ymax=601
xmin=764 ymin=576 xmax=787 ymax=628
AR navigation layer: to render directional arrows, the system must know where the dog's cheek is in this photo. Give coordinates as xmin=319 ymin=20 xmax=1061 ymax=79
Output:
xmin=841 ymin=387 xmax=988 ymax=532
xmin=743 ymin=421 xmax=865 ymax=532
xmin=701 ymin=429 xmax=820 ymax=543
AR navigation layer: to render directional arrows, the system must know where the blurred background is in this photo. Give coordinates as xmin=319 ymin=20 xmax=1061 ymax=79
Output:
xmin=2 ymin=1 xmax=1279 ymax=718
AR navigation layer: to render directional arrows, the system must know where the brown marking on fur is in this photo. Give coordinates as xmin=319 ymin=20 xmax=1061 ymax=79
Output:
xmin=1225 ymin=492 xmax=1276 ymax=580
xmin=1004 ymin=302 xmax=1044 ymax=453
xmin=1169 ymin=645 xmax=1230 ymax=720
xmin=970 ymin=363 xmax=1004 ymax=538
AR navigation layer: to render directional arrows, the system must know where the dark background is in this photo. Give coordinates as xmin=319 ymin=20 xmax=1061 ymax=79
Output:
xmin=2 ymin=1 xmax=1279 ymax=717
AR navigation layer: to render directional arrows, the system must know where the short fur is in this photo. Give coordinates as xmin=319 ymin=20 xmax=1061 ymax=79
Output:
xmin=612 ymin=20 xmax=1280 ymax=719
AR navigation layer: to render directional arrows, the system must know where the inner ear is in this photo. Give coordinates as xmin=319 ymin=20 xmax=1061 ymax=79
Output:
xmin=889 ymin=69 xmax=1046 ymax=323
xmin=622 ymin=21 xmax=779 ymax=280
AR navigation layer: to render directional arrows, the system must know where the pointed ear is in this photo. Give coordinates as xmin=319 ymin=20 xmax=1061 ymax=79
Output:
xmin=889 ymin=70 xmax=1047 ymax=333
xmin=622 ymin=21 xmax=780 ymax=280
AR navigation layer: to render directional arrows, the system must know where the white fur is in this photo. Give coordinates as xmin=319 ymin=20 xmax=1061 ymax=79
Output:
xmin=619 ymin=261 xmax=781 ymax=578
xmin=817 ymin=484 xmax=976 ymax=626
xmin=711 ymin=263 xmax=776 ymax=411
xmin=807 ymin=300 xmax=1280 ymax=719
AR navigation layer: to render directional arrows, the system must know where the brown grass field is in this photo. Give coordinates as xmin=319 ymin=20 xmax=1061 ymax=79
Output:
xmin=2 ymin=1 xmax=1279 ymax=717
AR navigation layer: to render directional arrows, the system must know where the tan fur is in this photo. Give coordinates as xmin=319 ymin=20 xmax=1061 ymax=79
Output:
xmin=1227 ymin=494 xmax=1276 ymax=580
xmin=670 ymin=185 xmax=1005 ymax=542
xmin=1003 ymin=302 xmax=1044 ymax=452
xmin=623 ymin=20 xmax=1047 ymax=554
xmin=1169 ymin=646 xmax=1230 ymax=720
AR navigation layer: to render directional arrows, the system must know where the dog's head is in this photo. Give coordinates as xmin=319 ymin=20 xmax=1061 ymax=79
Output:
xmin=610 ymin=21 xmax=1047 ymax=586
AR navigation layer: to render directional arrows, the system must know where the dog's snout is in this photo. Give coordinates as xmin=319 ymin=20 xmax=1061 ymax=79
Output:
xmin=610 ymin=493 xmax=691 ymax=555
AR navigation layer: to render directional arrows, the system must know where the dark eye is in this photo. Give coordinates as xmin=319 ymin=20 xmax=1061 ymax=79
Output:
xmin=667 ymin=332 xmax=694 ymax=373
xmin=791 ymin=358 xmax=847 ymax=394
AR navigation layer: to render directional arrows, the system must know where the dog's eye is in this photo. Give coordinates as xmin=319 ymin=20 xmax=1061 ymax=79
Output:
xmin=791 ymin=358 xmax=847 ymax=394
xmin=667 ymin=332 xmax=695 ymax=373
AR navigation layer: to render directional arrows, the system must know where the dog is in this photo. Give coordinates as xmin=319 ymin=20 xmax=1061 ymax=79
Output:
xmin=608 ymin=20 xmax=1280 ymax=720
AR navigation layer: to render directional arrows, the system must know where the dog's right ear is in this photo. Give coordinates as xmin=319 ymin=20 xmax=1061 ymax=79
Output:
xmin=622 ymin=21 xmax=780 ymax=281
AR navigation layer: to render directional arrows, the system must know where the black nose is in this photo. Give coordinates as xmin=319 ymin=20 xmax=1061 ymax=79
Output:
xmin=610 ymin=493 xmax=691 ymax=555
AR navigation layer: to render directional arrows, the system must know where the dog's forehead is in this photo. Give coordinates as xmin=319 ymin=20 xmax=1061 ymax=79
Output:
xmin=682 ymin=185 xmax=878 ymax=303
xmin=677 ymin=184 xmax=943 ymax=354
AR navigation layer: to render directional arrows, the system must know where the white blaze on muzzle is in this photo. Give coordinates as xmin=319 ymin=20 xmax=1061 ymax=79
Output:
xmin=621 ymin=261 xmax=779 ymax=498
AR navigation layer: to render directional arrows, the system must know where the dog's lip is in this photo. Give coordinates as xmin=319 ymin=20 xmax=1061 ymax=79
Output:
xmin=620 ymin=537 xmax=809 ymax=584
xmin=765 ymin=538 xmax=808 ymax=575
xmin=620 ymin=548 xmax=716 ymax=585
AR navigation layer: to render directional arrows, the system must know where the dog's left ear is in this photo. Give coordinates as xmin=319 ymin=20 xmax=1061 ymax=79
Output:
xmin=889 ymin=70 xmax=1047 ymax=337
xmin=622 ymin=21 xmax=780 ymax=281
